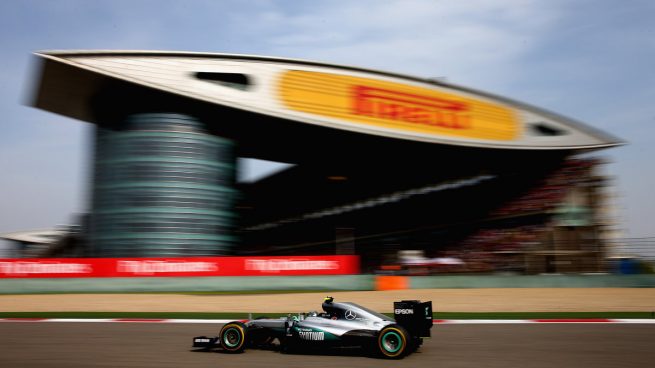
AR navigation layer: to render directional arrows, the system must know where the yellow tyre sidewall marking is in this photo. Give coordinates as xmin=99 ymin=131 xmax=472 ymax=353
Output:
xmin=221 ymin=323 xmax=245 ymax=351
xmin=378 ymin=327 xmax=406 ymax=357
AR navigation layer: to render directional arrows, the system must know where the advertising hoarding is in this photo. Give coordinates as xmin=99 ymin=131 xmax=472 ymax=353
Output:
xmin=0 ymin=256 xmax=359 ymax=278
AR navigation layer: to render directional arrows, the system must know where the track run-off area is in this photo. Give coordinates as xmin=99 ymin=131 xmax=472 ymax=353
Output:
xmin=1 ymin=321 xmax=653 ymax=368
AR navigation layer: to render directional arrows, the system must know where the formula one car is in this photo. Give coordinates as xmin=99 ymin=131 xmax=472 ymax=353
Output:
xmin=192 ymin=297 xmax=432 ymax=359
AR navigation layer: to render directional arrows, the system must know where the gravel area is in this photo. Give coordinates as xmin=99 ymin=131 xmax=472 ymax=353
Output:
xmin=1 ymin=288 xmax=654 ymax=312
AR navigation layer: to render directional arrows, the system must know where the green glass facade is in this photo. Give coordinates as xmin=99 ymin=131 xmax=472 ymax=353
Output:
xmin=89 ymin=113 xmax=236 ymax=256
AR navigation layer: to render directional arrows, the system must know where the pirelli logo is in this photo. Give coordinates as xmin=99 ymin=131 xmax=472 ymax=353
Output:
xmin=278 ymin=70 xmax=520 ymax=141
xmin=353 ymin=86 xmax=471 ymax=130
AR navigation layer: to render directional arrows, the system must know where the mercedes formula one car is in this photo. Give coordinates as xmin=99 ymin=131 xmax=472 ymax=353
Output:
xmin=192 ymin=297 xmax=432 ymax=359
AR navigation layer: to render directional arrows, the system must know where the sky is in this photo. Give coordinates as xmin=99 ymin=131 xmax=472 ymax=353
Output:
xmin=0 ymin=0 xmax=653 ymax=242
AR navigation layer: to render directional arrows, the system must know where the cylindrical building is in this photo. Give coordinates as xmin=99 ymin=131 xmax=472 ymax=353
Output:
xmin=89 ymin=112 xmax=236 ymax=256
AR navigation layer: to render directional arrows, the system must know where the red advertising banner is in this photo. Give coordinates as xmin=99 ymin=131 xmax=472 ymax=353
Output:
xmin=0 ymin=256 xmax=359 ymax=278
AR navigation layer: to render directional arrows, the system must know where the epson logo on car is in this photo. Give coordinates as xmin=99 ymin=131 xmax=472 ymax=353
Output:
xmin=395 ymin=309 xmax=414 ymax=314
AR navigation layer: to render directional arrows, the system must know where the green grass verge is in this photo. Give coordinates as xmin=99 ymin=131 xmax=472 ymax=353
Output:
xmin=0 ymin=311 xmax=653 ymax=319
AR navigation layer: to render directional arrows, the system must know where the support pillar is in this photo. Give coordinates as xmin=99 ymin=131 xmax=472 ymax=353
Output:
xmin=89 ymin=112 xmax=237 ymax=256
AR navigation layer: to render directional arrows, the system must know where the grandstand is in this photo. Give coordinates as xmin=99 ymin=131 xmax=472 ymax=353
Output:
xmin=238 ymin=154 xmax=613 ymax=274
xmin=20 ymin=50 xmax=623 ymax=274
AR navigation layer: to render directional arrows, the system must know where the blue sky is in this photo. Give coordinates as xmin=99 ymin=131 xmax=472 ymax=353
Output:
xmin=0 ymin=0 xmax=653 ymax=240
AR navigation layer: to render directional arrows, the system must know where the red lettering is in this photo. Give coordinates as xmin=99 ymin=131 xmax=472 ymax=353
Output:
xmin=351 ymin=85 xmax=472 ymax=130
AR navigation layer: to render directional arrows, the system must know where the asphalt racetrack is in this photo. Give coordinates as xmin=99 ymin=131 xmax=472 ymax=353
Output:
xmin=1 ymin=322 xmax=653 ymax=368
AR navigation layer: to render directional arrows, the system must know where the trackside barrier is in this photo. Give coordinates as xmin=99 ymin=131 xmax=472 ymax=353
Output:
xmin=375 ymin=276 xmax=409 ymax=290
xmin=0 ymin=275 xmax=376 ymax=294
xmin=0 ymin=256 xmax=359 ymax=278
xmin=0 ymin=256 xmax=364 ymax=293
xmin=2 ymin=275 xmax=655 ymax=293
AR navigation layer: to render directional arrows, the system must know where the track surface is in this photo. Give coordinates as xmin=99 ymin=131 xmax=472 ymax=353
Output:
xmin=1 ymin=322 xmax=653 ymax=368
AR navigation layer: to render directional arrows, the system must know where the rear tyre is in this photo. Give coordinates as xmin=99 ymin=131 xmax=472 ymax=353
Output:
xmin=376 ymin=325 xmax=410 ymax=359
xmin=219 ymin=321 xmax=247 ymax=353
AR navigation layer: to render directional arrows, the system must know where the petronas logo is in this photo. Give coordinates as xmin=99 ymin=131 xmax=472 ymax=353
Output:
xmin=299 ymin=331 xmax=325 ymax=341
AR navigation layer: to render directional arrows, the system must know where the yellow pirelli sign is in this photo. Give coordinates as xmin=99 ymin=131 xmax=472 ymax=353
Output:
xmin=278 ymin=70 xmax=520 ymax=141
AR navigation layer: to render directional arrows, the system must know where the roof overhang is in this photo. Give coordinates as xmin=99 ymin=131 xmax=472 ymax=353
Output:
xmin=31 ymin=50 xmax=624 ymax=151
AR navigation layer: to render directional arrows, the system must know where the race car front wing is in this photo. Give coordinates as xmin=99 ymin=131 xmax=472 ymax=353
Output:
xmin=192 ymin=336 xmax=220 ymax=349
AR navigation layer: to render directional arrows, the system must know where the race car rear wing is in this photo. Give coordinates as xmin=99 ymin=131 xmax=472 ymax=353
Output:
xmin=393 ymin=300 xmax=433 ymax=338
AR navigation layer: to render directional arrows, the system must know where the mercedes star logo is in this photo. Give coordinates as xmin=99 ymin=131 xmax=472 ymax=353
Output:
xmin=345 ymin=310 xmax=356 ymax=320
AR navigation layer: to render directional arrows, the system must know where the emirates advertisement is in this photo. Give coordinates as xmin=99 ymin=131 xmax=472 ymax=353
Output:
xmin=0 ymin=256 xmax=359 ymax=278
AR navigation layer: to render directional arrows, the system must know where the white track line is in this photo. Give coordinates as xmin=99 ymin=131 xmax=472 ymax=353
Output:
xmin=610 ymin=319 xmax=655 ymax=324
xmin=438 ymin=319 xmax=534 ymax=324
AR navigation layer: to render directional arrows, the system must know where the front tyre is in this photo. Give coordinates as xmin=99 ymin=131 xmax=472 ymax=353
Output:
xmin=219 ymin=321 xmax=247 ymax=353
xmin=376 ymin=325 xmax=410 ymax=359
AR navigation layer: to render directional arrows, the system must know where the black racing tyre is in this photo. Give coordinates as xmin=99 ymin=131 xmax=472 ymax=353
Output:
xmin=219 ymin=321 xmax=247 ymax=353
xmin=376 ymin=325 xmax=410 ymax=359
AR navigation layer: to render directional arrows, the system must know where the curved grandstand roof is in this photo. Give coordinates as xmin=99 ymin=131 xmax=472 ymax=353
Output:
xmin=1 ymin=228 xmax=67 ymax=244
xmin=32 ymin=50 xmax=622 ymax=151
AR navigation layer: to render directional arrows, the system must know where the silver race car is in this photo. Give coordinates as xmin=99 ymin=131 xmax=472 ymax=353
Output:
xmin=193 ymin=297 xmax=433 ymax=359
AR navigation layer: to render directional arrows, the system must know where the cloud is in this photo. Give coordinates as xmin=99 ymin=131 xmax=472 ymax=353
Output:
xmin=227 ymin=0 xmax=562 ymax=89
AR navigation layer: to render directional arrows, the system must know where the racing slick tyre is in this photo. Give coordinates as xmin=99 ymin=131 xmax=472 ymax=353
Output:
xmin=219 ymin=321 xmax=248 ymax=353
xmin=376 ymin=325 xmax=410 ymax=359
